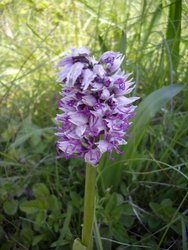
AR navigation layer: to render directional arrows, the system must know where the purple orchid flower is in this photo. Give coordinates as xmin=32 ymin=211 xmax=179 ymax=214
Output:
xmin=55 ymin=47 xmax=139 ymax=166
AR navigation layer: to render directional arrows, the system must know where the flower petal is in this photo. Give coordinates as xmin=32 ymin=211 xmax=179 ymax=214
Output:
xmin=75 ymin=125 xmax=87 ymax=137
xmin=69 ymin=112 xmax=88 ymax=125
xmin=96 ymin=140 xmax=109 ymax=153
xmin=84 ymin=148 xmax=101 ymax=165
xmin=82 ymin=94 xmax=97 ymax=106
xmin=67 ymin=62 xmax=84 ymax=87
xmin=116 ymin=96 xmax=139 ymax=106
xmin=82 ymin=69 xmax=94 ymax=90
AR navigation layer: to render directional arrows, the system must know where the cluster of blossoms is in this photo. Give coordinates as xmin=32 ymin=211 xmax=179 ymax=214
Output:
xmin=55 ymin=47 xmax=138 ymax=166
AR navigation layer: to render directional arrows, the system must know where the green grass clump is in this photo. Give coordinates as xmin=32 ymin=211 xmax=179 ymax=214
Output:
xmin=0 ymin=0 xmax=188 ymax=249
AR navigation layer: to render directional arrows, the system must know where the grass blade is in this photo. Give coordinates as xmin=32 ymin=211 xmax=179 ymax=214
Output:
xmin=166 ymin=0 xmax=182 ymax=71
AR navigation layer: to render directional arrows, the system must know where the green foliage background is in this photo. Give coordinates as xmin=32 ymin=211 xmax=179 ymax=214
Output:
xmin=0 ymin=0 xmax=188 ymax=249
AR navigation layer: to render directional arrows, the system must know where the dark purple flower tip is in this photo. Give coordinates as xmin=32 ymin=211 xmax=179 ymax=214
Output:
xmin=104 ymin=78 xmax=111 ymax=87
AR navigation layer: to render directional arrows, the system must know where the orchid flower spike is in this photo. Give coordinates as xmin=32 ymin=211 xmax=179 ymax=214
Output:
xmin=55 ymin=47 xmax=139 ymax=166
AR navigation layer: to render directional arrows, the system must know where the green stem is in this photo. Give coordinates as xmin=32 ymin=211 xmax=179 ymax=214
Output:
xmin=82 ymin=164 xmax=96 ymax=250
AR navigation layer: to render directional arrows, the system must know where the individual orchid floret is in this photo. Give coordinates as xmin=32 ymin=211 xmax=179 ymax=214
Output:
xmin=100 ymin=51 xmax=125 ymax=73
xmin=55 ymin=47 xmax=139 ymax=166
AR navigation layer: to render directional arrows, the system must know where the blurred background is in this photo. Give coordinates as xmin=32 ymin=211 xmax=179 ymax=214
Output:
xmin=0 ymin=0 xmax=188 ymax=249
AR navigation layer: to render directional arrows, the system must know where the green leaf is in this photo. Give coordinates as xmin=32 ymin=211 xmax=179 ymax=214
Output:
xmin=72 ymin=239 xmax=87 ymax=250
xmin=32 ymin=234 xmax=48 ymax=246
xmin=70 ymin=191 xmax=83 ymax=209
xmin=20 ymin=200 xmax=39 ymax=214
xmin=35 ymin=211 xmax=47 ymax=225
xmin=149 ymin=199 xmax=176 ymax=221
xmin=122 ymin=204 xmax=134 ymax=216
xmin=150 ymin=199 xmax=182 ymax=236
xmin=110 ymin=223 xmax=128 ymax=243
xmin=147 ymin=215 xmax=161 ymax=229
xmin=10 ymin=116 xmax=51 ymax=148
xmin=50 ymin=239 xmax=70 ymax=248
xmin=32 ymin=183 xmax=50 ymax=197
xmin=47 ymin=195 xmax=60 ymax=211
xmin=161 ymin=198 xmax=173 ymax=207
xmin=104 ymin=193 xmax=124 ymax=223
xmin=120 ymin=213 xmax=135 ymax=228
xmin=20 ymin=199 xmax=48 ymax=214
xmin=20 ymin=226 xmax=33 ymax=247
xmin=3 ymin=199 xmax=18 ymax=215
xmin=105 ymin=193 xmax=118 ymax=215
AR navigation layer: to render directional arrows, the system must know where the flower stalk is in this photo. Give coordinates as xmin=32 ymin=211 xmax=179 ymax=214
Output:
xmin=82 ymin=164 xmax=96 ymax=249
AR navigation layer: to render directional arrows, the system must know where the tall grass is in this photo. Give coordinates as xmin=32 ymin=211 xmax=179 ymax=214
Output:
xmin=0 ymin=0 xmax=188 ymax=249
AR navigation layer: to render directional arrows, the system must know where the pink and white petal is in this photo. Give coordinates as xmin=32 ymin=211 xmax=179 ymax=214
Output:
xmin=96 ymin=140 xmax=109 ymax=153
xmin=69 ymin=112 xmax=88 ymax=125
xmin=82 ymin=95 xmax=97 ymax=106
xmin=101 ymin=88 xmax=110 ymax=100
xmin=75 ymin=125 xmax=87 ymax=137
xmin=55 ymin=55 xmax=73 ymax=67
xmin=57 ymin=64 xmax=71 ymax=82
xmin=93 ymin=64 xmax=105 ymax=77
xmin=84 ymin=148 xmax=101 ymax=166
xmin=67 ymin=62 xmax=84 ymax=87
xmin=111 ymin=55 xmax=125 ymax=72
xmin=116 ymin=96 xmax=139 ymax=106
xmin=82 ymin=69 xmax=94 ymax=90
